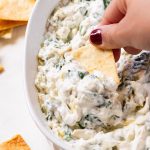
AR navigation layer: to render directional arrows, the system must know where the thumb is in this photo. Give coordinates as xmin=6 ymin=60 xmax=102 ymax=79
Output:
xmin=90 ymin=23 xmax=129 ymax=49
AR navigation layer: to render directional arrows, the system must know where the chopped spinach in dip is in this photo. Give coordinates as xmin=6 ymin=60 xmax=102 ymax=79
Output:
xmin=35 ymin=0 xmax=150 ymax=149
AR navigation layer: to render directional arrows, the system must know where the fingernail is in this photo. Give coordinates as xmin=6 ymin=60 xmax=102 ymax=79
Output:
xmin=90 ymin=29 xmax=102 ymax=45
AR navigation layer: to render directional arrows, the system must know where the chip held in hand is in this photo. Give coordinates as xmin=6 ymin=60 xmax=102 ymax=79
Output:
xmin=72 ymin=44 xmax=119 ymax=84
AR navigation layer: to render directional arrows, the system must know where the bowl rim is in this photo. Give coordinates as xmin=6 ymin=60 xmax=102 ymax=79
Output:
xmin=24 ymin=0 xmax=72 ymax=149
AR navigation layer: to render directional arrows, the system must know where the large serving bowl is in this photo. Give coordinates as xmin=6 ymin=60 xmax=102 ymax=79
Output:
xmin=24 ymin=0 xmax=72 ymax=149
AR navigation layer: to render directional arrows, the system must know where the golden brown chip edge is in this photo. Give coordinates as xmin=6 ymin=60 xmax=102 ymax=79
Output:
xmin=0 ymin=135 xmax=31 ymax=150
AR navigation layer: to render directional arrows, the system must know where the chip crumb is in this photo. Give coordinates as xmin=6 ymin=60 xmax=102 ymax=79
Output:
xmin=0 ymin=65 xmax=4 ymax=73
xmin=0 ymin=135 xmax=31 ymax=150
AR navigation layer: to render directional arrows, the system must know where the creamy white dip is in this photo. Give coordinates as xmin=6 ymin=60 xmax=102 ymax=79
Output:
xmin=35 ymin=0 xmax=150 ymax=149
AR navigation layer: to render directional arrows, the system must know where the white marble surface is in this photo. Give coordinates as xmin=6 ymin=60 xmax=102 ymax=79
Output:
xmin=0 ymin=26 xmax=55 ymax=150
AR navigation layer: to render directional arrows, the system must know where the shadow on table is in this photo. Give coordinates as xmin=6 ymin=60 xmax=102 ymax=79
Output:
xmin=0 ymin=26 xmax=26 ymax=48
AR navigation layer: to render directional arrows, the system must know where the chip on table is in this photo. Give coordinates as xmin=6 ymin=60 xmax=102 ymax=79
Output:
xmin=72 ymin=44 xmax=119 ymax=84
xmin=0 ymin=0 xmax=35 ymax=21
xmin=0 ymin=20 xmax=26 ymax=31
xmin=0 ymin=135 xmax=31 ymax=150
xmin=0 ymin=65 xmax=4 ymax=73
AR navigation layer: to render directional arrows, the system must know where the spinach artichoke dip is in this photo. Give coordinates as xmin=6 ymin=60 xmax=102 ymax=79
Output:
xmin=35 ymin=0 xmax=150 ymax=149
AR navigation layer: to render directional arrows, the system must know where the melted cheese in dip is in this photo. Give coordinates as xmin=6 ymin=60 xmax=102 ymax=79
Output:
xmin=35 ymin=0 xmax=150 ymax=149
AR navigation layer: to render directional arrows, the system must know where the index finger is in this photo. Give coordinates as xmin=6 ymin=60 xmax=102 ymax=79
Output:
xmin=101 ymin=0 xmax=126 ymax=25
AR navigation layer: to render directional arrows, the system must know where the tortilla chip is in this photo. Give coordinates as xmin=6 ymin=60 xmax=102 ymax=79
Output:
xmin=0 ymin=0 xmax=35 ymax=21
xmin=0 ymin=20 xmax=26 ymax=31
xmin=0 ymin=65 xmax=4 ymax=73
xmin=0 ymin=135 xmax=31 ymax=150
xmin=72 ymin=44 xmax=119 ymax=83
xmin=0 ymin=29 xmax=12 ymax=39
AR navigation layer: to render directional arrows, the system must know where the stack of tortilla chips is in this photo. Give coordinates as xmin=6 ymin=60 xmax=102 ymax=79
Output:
xmin=0 ymin=0 xmax=35 ymax=39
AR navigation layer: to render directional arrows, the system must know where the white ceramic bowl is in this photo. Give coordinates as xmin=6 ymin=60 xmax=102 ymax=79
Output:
xmin=24 ymin=0 xmax=72 ymax=149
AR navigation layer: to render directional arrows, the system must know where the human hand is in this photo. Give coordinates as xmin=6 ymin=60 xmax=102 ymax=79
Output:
xmin=90 ymin=0 xmax=150 ymax=61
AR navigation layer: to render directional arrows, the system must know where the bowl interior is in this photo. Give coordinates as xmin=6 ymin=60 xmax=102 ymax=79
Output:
xmin=24 ymin=0 xmax=71 ymax=149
